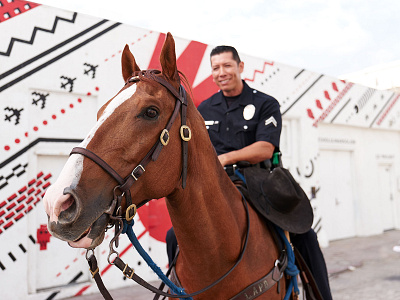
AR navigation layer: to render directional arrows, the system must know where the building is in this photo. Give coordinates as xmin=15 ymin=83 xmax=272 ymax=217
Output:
xmin=1 ymin=1 xmax=399 ymax=299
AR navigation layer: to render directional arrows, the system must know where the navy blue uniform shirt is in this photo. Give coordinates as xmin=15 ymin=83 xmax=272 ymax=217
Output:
xmin=198 ymin=81 xmax=282 ymax=155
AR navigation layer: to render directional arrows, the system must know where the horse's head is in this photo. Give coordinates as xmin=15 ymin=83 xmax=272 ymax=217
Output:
xmin=43 ymin=33 xmax=194 ymax=249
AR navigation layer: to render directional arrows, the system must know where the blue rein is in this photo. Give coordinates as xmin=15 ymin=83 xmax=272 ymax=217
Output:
xmin=275 ymin=226 xmax=300 ymax=299
xmin=122 ymin=220 xmax=190 ymax=300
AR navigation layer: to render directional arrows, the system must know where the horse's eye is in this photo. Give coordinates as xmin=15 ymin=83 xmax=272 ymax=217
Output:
xmin=144 ymin=108 xmax=158 ymax=119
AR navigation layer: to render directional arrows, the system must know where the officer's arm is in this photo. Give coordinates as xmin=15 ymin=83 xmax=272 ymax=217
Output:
xmin=217 ymin=141 xmax=274 ymax=167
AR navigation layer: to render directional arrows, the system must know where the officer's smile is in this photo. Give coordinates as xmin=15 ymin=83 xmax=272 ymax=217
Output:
xmin=219 ymin=78 xmax=231 ymax=85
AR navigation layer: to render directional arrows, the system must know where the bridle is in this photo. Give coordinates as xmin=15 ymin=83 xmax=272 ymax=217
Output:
xmin=70 ymin=69 xmax=191 ymax=223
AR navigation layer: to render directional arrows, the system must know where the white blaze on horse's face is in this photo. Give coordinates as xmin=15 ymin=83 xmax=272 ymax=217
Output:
xmin=43 ymin=85 xmax=137 ymax=244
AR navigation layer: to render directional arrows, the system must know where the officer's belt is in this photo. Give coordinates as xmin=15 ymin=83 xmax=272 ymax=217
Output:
xmin=224 ymin=162 xmax=256 ymax=176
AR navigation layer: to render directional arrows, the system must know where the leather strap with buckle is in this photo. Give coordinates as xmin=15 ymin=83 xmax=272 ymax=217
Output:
xmin=229 ymin=251 xmax=288 ymax=300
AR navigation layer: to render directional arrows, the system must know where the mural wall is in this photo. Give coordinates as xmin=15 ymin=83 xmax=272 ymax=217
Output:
xmin=1 ymin=1 xmax=399 ymax=299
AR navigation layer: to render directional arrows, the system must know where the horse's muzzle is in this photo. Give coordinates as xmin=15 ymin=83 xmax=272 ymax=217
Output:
xmin=47 ymin=187 xmax=109 ymax=249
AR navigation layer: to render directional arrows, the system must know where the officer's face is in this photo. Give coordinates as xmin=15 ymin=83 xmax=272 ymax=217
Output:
xmin=211 ymin=52 xmax=244 ymax=97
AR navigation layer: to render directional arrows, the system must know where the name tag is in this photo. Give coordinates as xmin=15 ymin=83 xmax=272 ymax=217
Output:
xmin=205 ymin=120 xmax=219 ymax=129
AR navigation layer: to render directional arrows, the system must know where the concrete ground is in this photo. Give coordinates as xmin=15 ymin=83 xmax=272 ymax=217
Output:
xmin=66 ymin=229 xmax=400 ymax=300
xmin=323 ymin=229 xmax=400 ymax=299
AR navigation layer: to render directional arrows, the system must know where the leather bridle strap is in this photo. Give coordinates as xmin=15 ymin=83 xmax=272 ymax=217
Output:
xmin=70 ymin=70 xmax=189 ymax=217
xmin=179 ymin=86 xmax=189 ymax=188
xmin=70 ymin=147 xmax=125 ymax=185
xmin=88 ymin=252 xmax=190 ymax=300
xmin=88 ymin=254 xmax=113 ymax=300
xmin=147 ymin=71 xmax=189 ymax=188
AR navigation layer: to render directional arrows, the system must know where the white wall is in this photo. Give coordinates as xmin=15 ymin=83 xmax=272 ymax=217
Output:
xmin=318 ymin=123 xmax=400 ymax=240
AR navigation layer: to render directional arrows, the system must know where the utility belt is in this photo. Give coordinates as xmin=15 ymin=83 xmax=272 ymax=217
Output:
xmin=224 ymin=152 xmax=282 ymax=176
xmin=224 ymin=161 xmax=254 ymax=176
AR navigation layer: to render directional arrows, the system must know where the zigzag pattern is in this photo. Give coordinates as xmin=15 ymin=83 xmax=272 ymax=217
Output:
xmin=0 ymin=12 xmax=78 ymax=57
xmin=244 ymin=61 xmax=274 ymax=82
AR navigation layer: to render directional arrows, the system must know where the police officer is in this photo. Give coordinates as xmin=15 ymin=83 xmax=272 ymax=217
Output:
xmin=198 ymin=46 xmax=281 ymax=174
xmin=167 ymin=45 xmax=332 ymax=300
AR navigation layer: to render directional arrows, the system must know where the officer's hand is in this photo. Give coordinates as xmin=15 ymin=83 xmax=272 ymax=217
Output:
xmin=217 ymin=153 xmax=229 ymax=167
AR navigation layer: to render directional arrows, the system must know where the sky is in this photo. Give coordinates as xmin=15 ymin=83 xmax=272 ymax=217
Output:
xmin=33 ymin=0 xmax=400 ymax=78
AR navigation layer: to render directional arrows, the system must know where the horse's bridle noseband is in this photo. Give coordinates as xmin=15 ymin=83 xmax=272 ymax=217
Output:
xmin=70 ymin=69 xmax=191 ymax=221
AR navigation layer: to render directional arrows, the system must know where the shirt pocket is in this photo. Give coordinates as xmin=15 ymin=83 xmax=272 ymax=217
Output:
xmin=234 ymin=121 xmax=257 ymax=148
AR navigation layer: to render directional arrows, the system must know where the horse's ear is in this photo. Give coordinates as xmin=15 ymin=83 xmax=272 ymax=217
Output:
xmin=121 ymin=44 xmax=140 ymax=82
xmin=160 ymin=33 xmax=179 ymax=86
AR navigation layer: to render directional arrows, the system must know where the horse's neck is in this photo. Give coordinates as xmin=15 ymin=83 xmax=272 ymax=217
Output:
xmin=166 ymin=152 xmax=246 ymax=270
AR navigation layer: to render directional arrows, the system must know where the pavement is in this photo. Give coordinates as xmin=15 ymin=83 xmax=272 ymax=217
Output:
xmin=322 ymin=229 xmax=400 ymax=299
xmin=66 ymin=229 xmax=400 ymax=300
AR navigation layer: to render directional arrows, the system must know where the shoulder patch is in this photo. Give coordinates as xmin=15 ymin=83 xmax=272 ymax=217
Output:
xmin=265 ymin=116 xmax=277 ymax=127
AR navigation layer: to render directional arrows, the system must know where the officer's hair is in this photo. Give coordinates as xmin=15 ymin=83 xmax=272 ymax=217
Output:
xmin=210 ymin=46 xmax=241 ymax=64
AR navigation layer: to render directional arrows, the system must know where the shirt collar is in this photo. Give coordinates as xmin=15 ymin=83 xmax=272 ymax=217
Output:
xmin=210 ymin=80 xmax=254 ymax=108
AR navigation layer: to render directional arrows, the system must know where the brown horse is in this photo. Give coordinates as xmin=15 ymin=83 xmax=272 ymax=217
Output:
xmin=43 ymin=33 xmax=286 ymax=299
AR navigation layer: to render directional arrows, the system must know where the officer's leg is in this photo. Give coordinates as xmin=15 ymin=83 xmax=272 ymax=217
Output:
xmin=291 ymin=229 xmax=333 ymax=300
xmin=166 ymin=227 xmax=177 ymax=266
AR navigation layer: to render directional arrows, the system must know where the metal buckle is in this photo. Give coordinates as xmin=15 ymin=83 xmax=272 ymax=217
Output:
xmin=86 ymin=249 xmax=94 ymax=261
xmin=107 ymin=247 xmax=119 ymax=265
xmin=273 ymin=259 xmax=284 ymax=281
xmin=274 ymin=259 xmax=281 ymax=267
xmin=131 ymin=165 xmax=145 ymax=180
xmin=224 ymin=164 xmax=238 ymax=176
xmin=128 ymin=75 xmax=140 ymax=83
xmin=125 ymin=204 xmax=137 ymax=222
xmin=122 ymin=264 xmax=134 ymax=279
xmin=180 ymin=125 xmax=191 ymax=142
xmin=160 ymin=129 xmax=170 ymax=146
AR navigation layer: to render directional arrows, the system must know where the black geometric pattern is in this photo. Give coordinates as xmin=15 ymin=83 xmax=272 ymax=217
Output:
xmin=31 ymin=92 xmax=49 ymax=109
xmin=0 ymin=12 xmax=77 ymax=57
xmin=4 ymin=107 xmax=23 ymax=125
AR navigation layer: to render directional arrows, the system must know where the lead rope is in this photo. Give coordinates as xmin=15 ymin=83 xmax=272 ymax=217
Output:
xmin=275 ymin=226 xmax=300 ymax=300
xmin=122 ymin=219 xmax=190 ymax=300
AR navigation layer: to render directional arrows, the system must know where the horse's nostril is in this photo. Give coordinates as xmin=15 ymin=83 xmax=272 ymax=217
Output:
xmin=61 ymin=196 xmax=74 ymax=211
xmin=58 ymin=195 xmax=78 ymax=223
